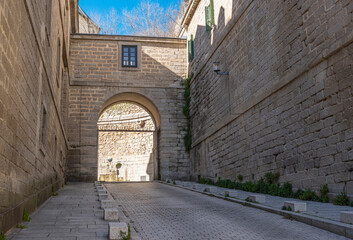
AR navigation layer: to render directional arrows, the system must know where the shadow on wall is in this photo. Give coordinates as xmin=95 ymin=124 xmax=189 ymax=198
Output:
xmin=188 ymin=4 xmax=229 ymax=181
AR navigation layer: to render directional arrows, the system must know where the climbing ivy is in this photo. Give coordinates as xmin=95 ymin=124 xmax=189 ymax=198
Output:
xmin=183 ymin=73 xmax=193 ymax=152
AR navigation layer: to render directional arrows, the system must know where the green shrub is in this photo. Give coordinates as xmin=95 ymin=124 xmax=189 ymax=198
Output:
xmin=293 ymin=189 xmax=304 ymax=198
xmin=243 ymin=181 xmax=254 ymax=192
xmin=0 ymin=233 xmax=6 ymax=240
xmin=173 ymin=180 xmax=175 ymax=185
xmin=121 ymin=224 xmax=131 ymax=240
xmin=298 ymin=189 xmax=320 ymax=201
xmin=16 ymin=224 xmax=27 ymax=229
xmin=23 ymin=208 xmax=31 ymax=222
xmin=256 ymin=179 xmax=269 ymax=194
xmin=287 ymin=206 xmax=292 ymax=211
xmin=215 ymin=178 xmax=229 ymax=188
xmin=278 ymin=182 xmax=293 ymax=197
xmin=205 ymin=179 xmax=214 ymax=185
xmin=234 ymin=181 xmax=243 ymax=190
xmin=333 ymin=192 xmax=350 ymax=206
xmin=268 ymin=184 xmax=279 ymax=196
xmin=237 ymin=174 xmax=244 ymax=182
xmin=320 ymin=184 xmax=329 ymax=203
xmin=281 ymin=206 xmax=287 ymax=210
xmin=265 ymin=172 xmax=280 ymax=185
xmin=199 ymin=178 xmax=206 ymax=184
xmin=227 ymin=181 xmax=236 ymax=189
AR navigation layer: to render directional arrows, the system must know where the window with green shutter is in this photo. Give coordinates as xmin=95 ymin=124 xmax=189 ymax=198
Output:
xmin=188 ymin=34 xmax=194 ymax=62
xmin=205 ymin=0 xmax=214 ymax=32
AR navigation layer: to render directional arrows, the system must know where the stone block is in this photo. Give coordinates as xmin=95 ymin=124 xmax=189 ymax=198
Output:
xmin=104 ymin=208 xmax=119 ymax=221
xmin=99 ymin=194 xmax=108 ymax=200
xmin=101 ymin=200 xmax=116 ymax=209
xmin=284 ymin=201 xmax=307 ymax=212
xmin=174 ymin=180 xmax=182 ymax=185
xmin=98 ymin=189 xmax=107 ymax=195
xmin=248 ymin=195 xmax=266 ymax=203
xmin=192 ymin=184 xmax=205 ymax=191
xmin=182 ymin=182 xmax=191 ymax=187
xmin=225 ymin=190 xmax=238 ymax=197
xmin=97 ymin=186 xmax=105 ymax=191
xmin=94 ymin=181 xmax=100 ymax=185
xmin=205 ymin=187 xmax=218 ymax=193
xmin=109 ymin=222 xmax=128 ymax=240
xmin=340 ymin=211 xmax=353 ymax=224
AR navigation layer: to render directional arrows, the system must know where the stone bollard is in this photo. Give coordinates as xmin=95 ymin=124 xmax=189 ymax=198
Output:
xmin=109 ymin=222 xmax=128 ymax=240
xmin=101 ymin=200 xmax=116 ymax=209
xmin=205 ymin=186 xmax=218 ymax=193
xmin=248 ymin=195 xmax=266 ymax=203
xmin=98 ymin=189 xmax=107 ymax=195
xmin=99 ymin=194 xmax=108 ymax=200
xmin=284 ymin=201 xmax=307 ymax=212
xmin=104 ymin=208 xmax=119 ymax=221
xmin=182 ymin=182 xmax=191 ymax=187
xmin=192 ymin=184 xmax=205 ymax=191
xmin=224 ymin=190 xmax=238 ymax=198
xmin=340 ymin=211 xmax=353 ymax=224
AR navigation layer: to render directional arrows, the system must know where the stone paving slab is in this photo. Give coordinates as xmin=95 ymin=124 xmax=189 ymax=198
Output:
xmin=105 ymin=182 xmax=349 ymax=240
xmin=8 ymin=183 xmax=108 ymax=240
xmin=168 ymin=181 xmax=353 ymax=238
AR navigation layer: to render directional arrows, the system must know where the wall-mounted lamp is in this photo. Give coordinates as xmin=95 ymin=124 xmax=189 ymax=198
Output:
xmin=213 ymin=62 xmax=229 ymax=75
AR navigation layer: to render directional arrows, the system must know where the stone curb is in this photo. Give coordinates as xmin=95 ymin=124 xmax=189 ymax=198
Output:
xmin=160 ymin=181 xmax=353 ymax=239
xmin=96 ymin=182 xmax=141 ymax=240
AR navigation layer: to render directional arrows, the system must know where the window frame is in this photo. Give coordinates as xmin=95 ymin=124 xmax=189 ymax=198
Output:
xmin=121 ymin=45 xmax=138 ymax=68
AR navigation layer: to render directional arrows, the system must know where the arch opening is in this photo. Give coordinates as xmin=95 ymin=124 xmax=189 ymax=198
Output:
xmin=97 ymin=100 xmax=159 ymax=182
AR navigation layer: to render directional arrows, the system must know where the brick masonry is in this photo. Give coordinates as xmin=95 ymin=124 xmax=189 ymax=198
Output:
xmin=183 ymin=0 xmax=353 ymax=195
xmin=66 ymin=34 xmax=189 ymax=182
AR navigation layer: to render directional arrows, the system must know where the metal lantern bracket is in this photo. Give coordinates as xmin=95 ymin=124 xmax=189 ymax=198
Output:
xmin=213 ymin=61 xmax=229 ymax=75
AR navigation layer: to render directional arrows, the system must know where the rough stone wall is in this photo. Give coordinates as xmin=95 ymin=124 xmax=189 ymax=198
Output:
xmin=185 ymin=0 xmax=353 ymax=196
xmin=98 ymin=131 xmax=154 ymax=181
xmin=98 ymin=103 xmax=154 ymax=181
xmin=67 ymin=35 xmax=188 ymax=182
xmin=0 ymin=0 xmax=73 ymax=233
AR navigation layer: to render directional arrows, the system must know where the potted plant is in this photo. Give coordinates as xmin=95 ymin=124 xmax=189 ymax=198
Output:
xmin=116 ymin=163 xmax=122 ymax=169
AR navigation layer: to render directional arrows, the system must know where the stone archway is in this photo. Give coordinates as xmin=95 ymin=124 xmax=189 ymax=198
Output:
xmin=97 ymin=93 xmax=161 ymax=182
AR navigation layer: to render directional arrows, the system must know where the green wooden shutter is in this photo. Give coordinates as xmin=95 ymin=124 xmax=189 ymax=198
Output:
xmin=205 ymin=0 xmax=215 ymax=32
xmin=210 ymin=0 xmax=214 ymax=25
xmin=205 ymin=6 xmax=211 ymax=32
xmin=188 ymin=34 xmax=194 ymax=62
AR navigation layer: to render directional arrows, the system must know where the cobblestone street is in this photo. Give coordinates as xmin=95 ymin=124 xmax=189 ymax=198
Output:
xmin=106 ymin=182 xmax=349 ymax=240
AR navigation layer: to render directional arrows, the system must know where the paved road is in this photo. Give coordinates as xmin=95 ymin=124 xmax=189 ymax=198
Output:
xmin=105 ymin=182 xmax=348 ymax=240
xmin=9 ymin=183 xmax=108 ymax=240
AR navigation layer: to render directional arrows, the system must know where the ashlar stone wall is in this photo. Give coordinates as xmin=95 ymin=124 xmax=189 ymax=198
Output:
xmin=183 ymin=0 xmax=353 ymax=196
xmin=67 ymin=34 xmax=189 ymax=182
xmin=0 ymin=0 xmax=76 ymax=233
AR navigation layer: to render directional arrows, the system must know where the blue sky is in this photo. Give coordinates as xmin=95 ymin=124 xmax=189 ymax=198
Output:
xmin=79 ymin=0 xmax=176 ymax=16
